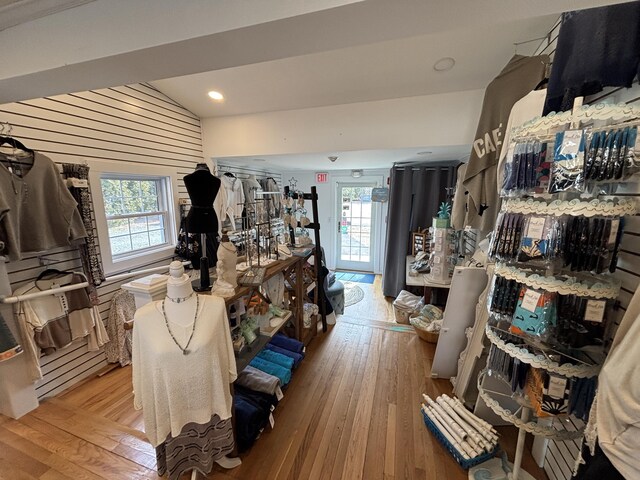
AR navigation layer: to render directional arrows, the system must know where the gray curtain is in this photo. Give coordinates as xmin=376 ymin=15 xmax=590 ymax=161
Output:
xmin=382 ymin=162 xmax=458 ymax=297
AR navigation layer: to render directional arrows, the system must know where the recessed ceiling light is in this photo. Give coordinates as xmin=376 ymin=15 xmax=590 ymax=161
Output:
xmin=207 ymin=90 xmax=224 ymax=101
xmin=417 ymin=151 xmax=432 ymax=155
xmin=253 ymin=158 xmax=266 ymax=162
xmin=433 ymin=57 xmax=455 ymax=72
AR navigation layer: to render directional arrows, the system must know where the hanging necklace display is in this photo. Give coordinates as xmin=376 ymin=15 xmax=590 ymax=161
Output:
xmin=161 ymin=295 xmax=199 ymax=355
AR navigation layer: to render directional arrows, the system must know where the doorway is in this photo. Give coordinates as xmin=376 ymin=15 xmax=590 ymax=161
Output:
xmin=336 ymin=183 xmax=376 ymax=272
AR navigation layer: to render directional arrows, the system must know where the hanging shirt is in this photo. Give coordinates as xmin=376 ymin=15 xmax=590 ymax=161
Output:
xmin=219 ymin=175 xmax=245 ymax=226
xmin=0 ymin=152 xmax=87 ymax=260
xmin=544 ymin=3 xmax=640 ymax=115
xmin=132 ymin=295 xmax=237 ymax=447
xmin=462 ymin=54 xmax=549 ymax=232
xmin=13 ymin=272 xmax=109 ymax=382
xmin=595 ymin=287 xmax=640 ymax=479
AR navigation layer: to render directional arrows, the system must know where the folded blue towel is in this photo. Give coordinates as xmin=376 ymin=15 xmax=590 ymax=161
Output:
xmin=250 ymin=356 xmax=291 ymax=385
xmin=265 ymin=343 xmax=303 ymax=368
xmin=257 ymin=349 xmax=294 ymax=370
xmin=270 ymin=333 xmax=304 ymax=353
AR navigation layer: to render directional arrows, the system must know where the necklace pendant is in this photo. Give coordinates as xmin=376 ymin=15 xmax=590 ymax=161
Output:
xmin=183 ymin=349 xmax=189 ymax=355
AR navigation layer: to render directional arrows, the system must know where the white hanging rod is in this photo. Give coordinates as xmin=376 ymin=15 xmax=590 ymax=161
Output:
xmin=0 ymin=261 xmax=190 ymax=304
xmin=0 ymin=282 xmax=90 ymax=305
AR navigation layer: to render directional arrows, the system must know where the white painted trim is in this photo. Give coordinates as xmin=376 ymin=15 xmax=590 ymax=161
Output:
xmin=88 ymin=159 xmax=180 ymax=275
xmin=330 ymin=172 xmax=385 ymax=273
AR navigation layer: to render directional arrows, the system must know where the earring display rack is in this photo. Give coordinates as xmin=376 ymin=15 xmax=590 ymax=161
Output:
xmin=283 ymin=185 xmax=327 ymax=334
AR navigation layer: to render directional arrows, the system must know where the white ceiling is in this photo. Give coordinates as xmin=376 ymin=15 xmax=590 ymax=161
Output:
xmin=152 ymin=14 xmax=557 ymax=118
xmin=0 ymin=0 xmax=94 ymax=31
xmin=217 ymin=146 xmax=472 ymax=172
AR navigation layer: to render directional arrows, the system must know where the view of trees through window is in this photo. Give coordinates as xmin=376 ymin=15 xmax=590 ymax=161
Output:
xmin=101 ymin=177 xmax=167 ymax=256
xmin=340 ymin=186 xmax=373 ymax=263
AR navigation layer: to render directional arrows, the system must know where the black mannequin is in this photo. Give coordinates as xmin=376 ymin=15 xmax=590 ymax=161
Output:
xmin=183 ymin=163 xmax=221 ymax=234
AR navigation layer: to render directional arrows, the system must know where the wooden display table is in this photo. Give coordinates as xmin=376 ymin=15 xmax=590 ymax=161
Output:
xmin=405 ymin=255 xmax=451 ymax=306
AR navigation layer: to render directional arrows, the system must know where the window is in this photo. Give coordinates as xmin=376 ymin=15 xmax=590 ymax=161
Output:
xmin=100 ymin=176 xmax=169 ymax=257
xmin=90 ymin=162 xmax=179 ymax=275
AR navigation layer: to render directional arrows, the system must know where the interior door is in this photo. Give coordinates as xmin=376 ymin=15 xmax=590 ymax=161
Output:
xmin=336 ymin=183 xmax=376 ymax=272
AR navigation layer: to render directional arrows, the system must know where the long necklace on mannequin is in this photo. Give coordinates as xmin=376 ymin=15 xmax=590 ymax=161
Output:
xmin=161 ymin=295 xmax=199 ymax=355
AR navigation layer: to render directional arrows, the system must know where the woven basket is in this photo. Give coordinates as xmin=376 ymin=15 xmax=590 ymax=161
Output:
xmin=409 ymin=314 xmax=440 ymax=343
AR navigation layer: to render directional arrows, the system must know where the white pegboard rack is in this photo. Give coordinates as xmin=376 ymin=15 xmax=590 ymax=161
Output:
xmin=484 ymin=325 xmax=603 ymax=379
xmin=494 ymin=263 xmax=621 ymax=300
xmin=501 ymin=197 xmax=639 ymax=218
xmin=477 ymin=370 xmax=585 ymax=441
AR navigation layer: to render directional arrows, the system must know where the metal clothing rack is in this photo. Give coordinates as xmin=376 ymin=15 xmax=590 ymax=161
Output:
xmin=283 ymin=185 xmax=327 ymax=332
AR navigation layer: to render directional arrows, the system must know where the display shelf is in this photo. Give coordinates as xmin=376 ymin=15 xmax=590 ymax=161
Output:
xmin=477 ymin=370 xmax=584 ymax=440
xmin=501 ymin=197 xmax=638 ymax=218
xmin=512 ymin=102 xmax=640 ymax=139
xmin=235 ymin=335 xmax=271 ymax=372
xmin=494 ymin=263 xmax=620 ymax=299
xmin=259 ymin=312 xmax=292 ymax=337
xmin=485 ymin=324 xmax=603 ymax=378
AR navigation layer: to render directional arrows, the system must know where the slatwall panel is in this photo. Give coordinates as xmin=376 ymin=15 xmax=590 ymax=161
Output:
xmin=0 ymin=83 xmax=203 ymax=399
xmin=532 ymin=25 xmax=640 ymax=478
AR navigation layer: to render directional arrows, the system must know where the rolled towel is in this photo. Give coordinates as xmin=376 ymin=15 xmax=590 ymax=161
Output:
xmin=236 ymin=365 xmax=280 ymax=395
xmin=257 ymin=349 xmax=294 ymax=370
xmin=270 ymin=333 xmax=304 ymax=354
xmin=250 ymin=356 xmax=292 ymax=385
xmin=265 ymin=343 xmax=303 ymax=368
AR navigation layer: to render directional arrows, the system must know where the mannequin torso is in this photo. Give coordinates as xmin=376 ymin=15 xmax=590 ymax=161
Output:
xmin=184 ymin=165 xmax=221 ymax=234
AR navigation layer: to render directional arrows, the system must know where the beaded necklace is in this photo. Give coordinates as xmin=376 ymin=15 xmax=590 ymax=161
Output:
xmin=161 ymin=295 xmax=199 ymax=355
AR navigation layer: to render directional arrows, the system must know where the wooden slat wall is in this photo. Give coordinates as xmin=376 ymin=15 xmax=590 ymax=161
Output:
xmin=0 ymin=83 xmax=203 ymax=399
xmin=533 ymin=26 xmax=640 ymax=479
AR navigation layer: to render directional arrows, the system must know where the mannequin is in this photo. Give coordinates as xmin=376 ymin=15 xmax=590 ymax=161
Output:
xmin=132 ymin=261 xmax=241 ymax=480
xmin=184 ymin=163 xmax=221 ymax=291
xmin=212 ymin=234 xmax=237 ymax=298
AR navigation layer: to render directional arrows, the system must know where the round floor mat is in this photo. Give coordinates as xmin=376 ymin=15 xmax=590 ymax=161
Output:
xmin=344 ymin=282 xmax=365 ymax=307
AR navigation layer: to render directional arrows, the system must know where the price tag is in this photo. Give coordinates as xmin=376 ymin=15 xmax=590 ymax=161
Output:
xmin=527 ymin=217 xmax=546 ymax=240
xmin=521 ymin=289 xmax=541 ymax=313
xmin=547 ymin=375 xmax=567 ymax=399
xmin=269 ymin=413 xmax=275 ymax=429
xmin=608 ymin=219 xmax=620 ymax=245
xmin=66 ymin=178 xmax=89 ymax=188
xmin=584 ymin=300 xmax=606 ymax=323
xmin=275 ymin=386 xmax=284 ymax=401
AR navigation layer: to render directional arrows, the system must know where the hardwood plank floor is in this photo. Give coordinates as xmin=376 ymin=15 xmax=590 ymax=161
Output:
xmin=1 ymin=280 xmax=548 ymax=480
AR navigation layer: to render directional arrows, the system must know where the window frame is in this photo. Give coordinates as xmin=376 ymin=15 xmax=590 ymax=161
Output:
xmin=89 ymin=161 xmax=180 ymax=275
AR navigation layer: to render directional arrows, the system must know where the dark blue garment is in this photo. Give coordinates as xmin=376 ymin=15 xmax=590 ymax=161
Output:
xmin=265 ymin=343 xmax=303 ymax=368
xmin=233 ymin=395 xmax=268 ymax=452
xmin=270 ymin=333 xmax=304 ymax=353
xmin=544 ymin=3 xmax=640 ymax=114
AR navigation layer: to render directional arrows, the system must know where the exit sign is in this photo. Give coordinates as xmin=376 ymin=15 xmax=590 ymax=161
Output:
xmin=316 ymin=172 xmax=329 ymax=183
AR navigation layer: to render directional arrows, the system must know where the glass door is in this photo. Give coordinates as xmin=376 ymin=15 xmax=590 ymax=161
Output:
xmin=336 ymin=183 xmax=375 ymax=272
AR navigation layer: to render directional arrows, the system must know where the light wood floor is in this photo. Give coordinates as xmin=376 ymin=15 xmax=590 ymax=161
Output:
xmin=0 ymin=280 xmax=548 ymax=480
xmin=342 ymin=275 xmax=395 ymax=322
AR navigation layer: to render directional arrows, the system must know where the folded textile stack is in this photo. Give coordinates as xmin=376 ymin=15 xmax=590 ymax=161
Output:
xmin=233 ymin=333 xmax=305 ymax=452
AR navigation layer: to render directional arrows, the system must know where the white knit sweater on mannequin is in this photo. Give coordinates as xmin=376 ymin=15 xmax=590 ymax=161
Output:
xmin=132 ymin=294 xmax=237 ymax=447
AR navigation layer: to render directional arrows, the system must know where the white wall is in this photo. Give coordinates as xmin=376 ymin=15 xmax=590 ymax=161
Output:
xmin=202 ymin=90 xmax=484 ymax=159
xmin=282 ymin=169 xmax=390 ymax=274
xmin=0 ymin=83 xmax=203 ymax=404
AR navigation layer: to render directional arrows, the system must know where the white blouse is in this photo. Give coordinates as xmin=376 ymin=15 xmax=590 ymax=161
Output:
xmin=132 ymin=295 xmax=237 ymax=447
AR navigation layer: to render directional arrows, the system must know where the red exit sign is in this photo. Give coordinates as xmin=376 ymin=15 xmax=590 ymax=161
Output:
xmin=315 ymin=172 xmax=329 ymax=183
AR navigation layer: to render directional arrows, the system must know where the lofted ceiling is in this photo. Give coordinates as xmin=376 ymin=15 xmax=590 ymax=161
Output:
xmin=0 ymin=0 xmax=94 ymax=31
xmin=152 ymin=15 xmax=556 ymax=118
xmin=217 ymin=146 xmax=472 ymax=172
